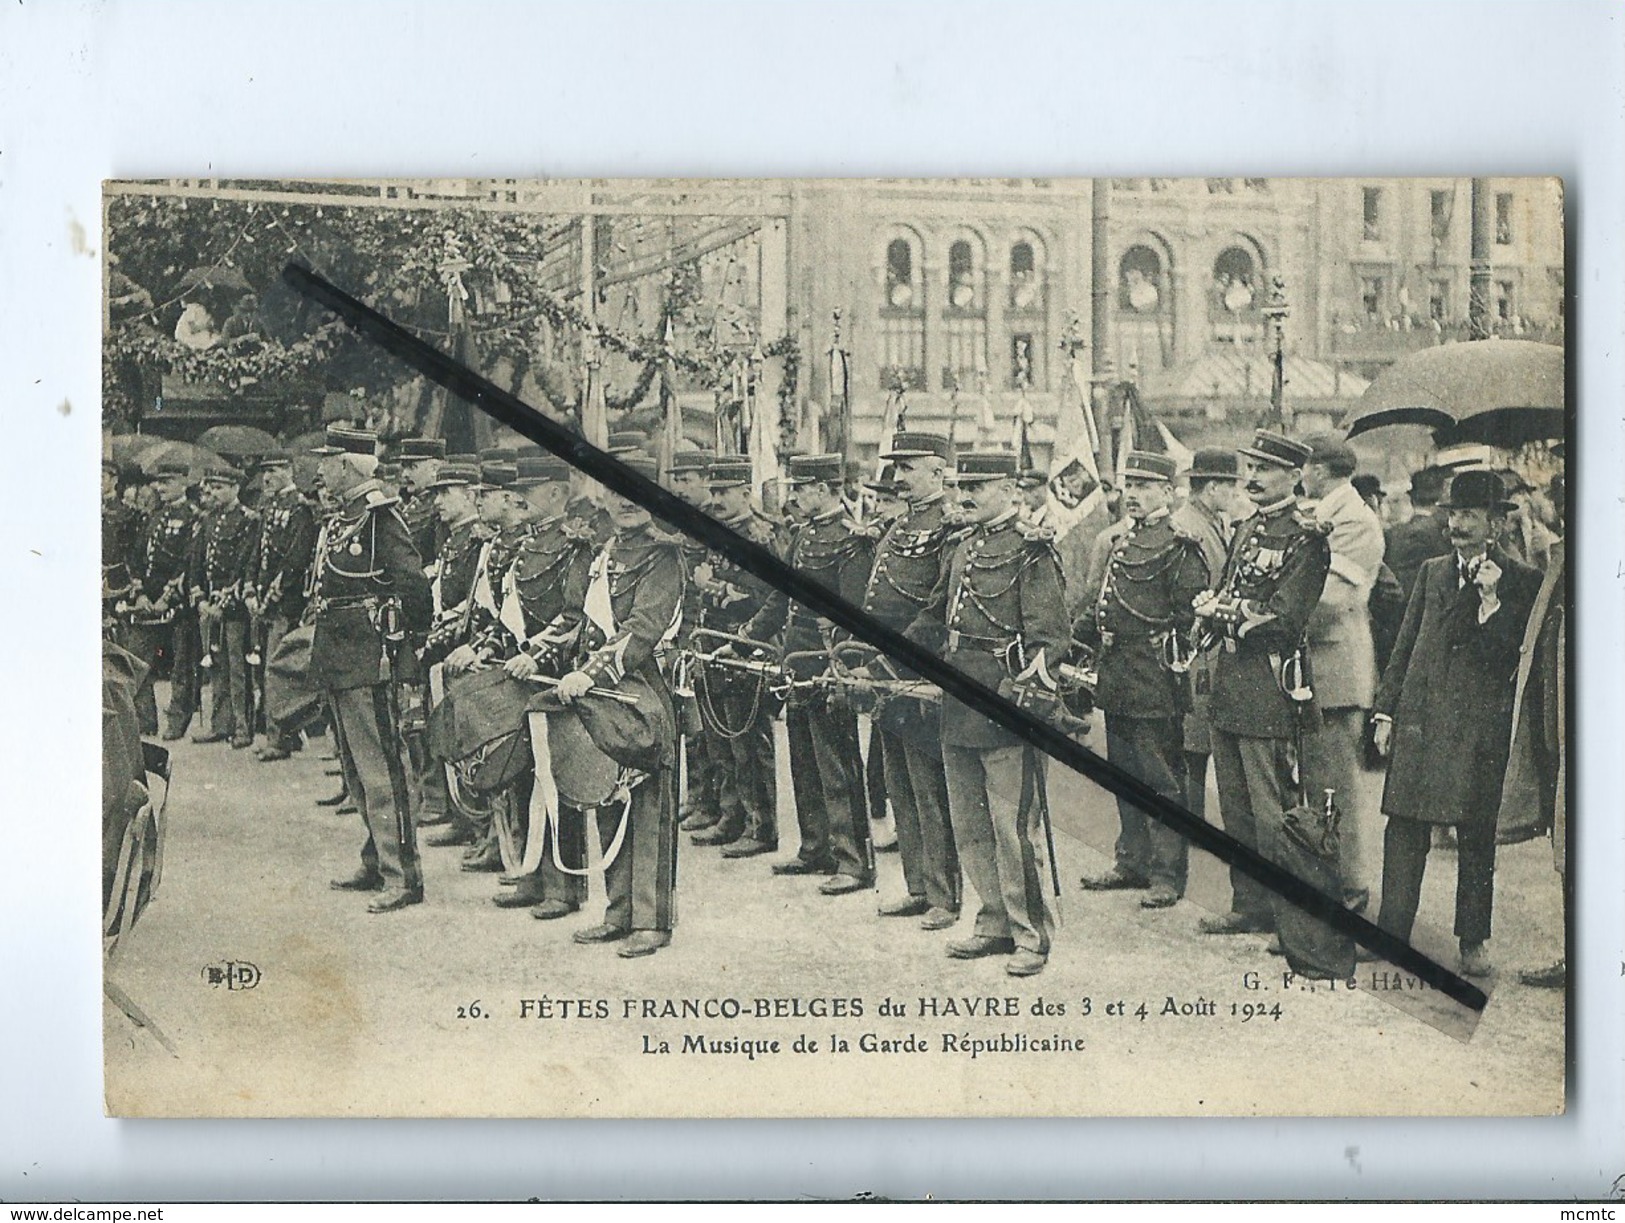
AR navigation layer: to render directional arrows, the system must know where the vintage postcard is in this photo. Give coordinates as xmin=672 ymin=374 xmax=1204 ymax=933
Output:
xmin=100 ymin=176 xmax=1566 ymax=1117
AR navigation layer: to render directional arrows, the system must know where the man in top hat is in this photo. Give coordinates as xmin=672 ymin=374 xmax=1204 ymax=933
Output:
xmin=745 ymin=454 xmax=877 ymax=894
xmin=127 ymin=458 xmax=203 ymax=739
xmin=189 ymin=466 xmax=261 ymax=748
xmin=664 ymin=448 xmax=727 ymax=841
xmin=1193 ymin=430 xmax=1331 ymax=939
xmin=247 ymin=449 xmax=318 ymax=760
xmin=1171 ymin=446 xmax=1242 ymax=822
xmin=1386 ymin=464 xmax=1451 ymax=599
xmin=907 ymin=450 xmax=1069 ymax=976
xmin=485 ymin=453 xmax=597 ymax=918
xmin=1077 ymin=451 xmax=1212 ymax=909
xmin=418 ymin=459 xmax=492 ymax=842
xmin=553 ymin=452 xmax=685 ymax=958
xmin=310 ymin=424 xmax=434 ymax=913
xmin=851 ymin=430 xmax=962 ymax=929
xmin=1298 ymin=433 xmax=1387 ymax=913
xmin=1370 ymin=469 xmax=1540 ymax=977
xmin=395 ymin=437 xmax=448 ymax=565
xmin=687 ymin=456 xmax=784 ymax=859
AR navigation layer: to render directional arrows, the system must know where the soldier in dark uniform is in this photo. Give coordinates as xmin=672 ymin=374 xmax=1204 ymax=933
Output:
xmin=909 ymin=450 xmax=1070 ymax=977
xmin=553 ymin=453 xmax=685 ymax=958
xmin=443 ymin=449 xmax=532 ymax=871
xmin=102 ymin=460 xmax=145 ymax=638
xmin=745 ymin=454 xmax=876 ymax=895
xmin=248 ymin=451 xmax=318 ymax=760
xmin=396 ymin=436 xmax=448 ymax=566
xmin=664 ymin=449 xmax=727 ymax=840
xmin=420 ymin=460 xmax=495 ymax=845
xmin=188 ymin=468 xmax=261 ymax=748
xmin=852 ymin=432 xmax=962 ymax=929
xmin=1193 ymin=430 xmax=1331 ymax=938
xmin=690 ymin=456 xmax=782 ymax=859
xmin=486 ymin=454 xmax=596 ymax=917
xmin=1076 ymin=451 xmax=1212 ymax=909
xmin=309 ymin=425 xmax=434 ymax=913
xmin=127 ymin=459 xmax=202 ymax=740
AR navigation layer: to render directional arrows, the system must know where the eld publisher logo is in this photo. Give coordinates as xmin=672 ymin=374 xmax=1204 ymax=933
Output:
xmin=201 ymin=960 xmax=261 ymax=990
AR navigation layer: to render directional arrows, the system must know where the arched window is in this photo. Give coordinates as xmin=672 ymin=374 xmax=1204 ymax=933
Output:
xmin=1118 ymin=245 xmax=1165 ymax=313
xmin=1007 ymin=231 xmax=1048 ymax=388
xmin=1115 ymin=241 xmax=1175 ymax=370
xmin=877 ymin=228 xmax=926 ymax=389
xmin=1208 ymin=241 xmax=1266 ymax=343
xmin=1211 ymin=246 xmax=1259 ymax=315
xmin=941 ymin=232 xmax=987 ymax=391
xmin=885 ymin=238 xmax=917 ymax=308
xmin=1008 ymin=237 xmax=1044 ymax=312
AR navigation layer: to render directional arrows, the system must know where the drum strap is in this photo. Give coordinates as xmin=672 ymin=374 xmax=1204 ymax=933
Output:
xmin=524 ymin=712 xmax=636 ymax=876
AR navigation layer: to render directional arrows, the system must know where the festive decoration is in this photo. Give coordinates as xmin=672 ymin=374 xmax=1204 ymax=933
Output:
xmin=103 ymin=191 xmax=803 ymax=446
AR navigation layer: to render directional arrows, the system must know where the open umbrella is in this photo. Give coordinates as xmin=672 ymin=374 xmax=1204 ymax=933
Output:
xmin=106 ymin=433 xmax=165 ymax=466
xmin=135 ymin=439 xmax=232 ymax=477
xmin=197 ymin=424 xmax=278 ymax=458
xmin=1344 ymin=340 xmax=1563 ymax=447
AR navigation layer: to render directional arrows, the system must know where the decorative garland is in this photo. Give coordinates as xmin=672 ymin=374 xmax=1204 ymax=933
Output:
xmin=103 ymin=196 xmax=803 ymax=445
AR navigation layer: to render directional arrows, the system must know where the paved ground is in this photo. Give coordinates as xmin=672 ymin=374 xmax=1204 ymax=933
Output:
xmin=105 ymin=683 xmax=1565 ymax=1118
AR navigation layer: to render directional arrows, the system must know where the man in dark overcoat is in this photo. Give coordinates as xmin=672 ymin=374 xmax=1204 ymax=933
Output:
xmin=1370 ymin=469 xmax=1540 ymax=977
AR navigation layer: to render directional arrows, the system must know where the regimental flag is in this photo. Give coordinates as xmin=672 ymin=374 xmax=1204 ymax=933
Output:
xmin=656 ymin=312 xmax=681 ymax=478
xmin=1057 ymin=346 xmax=1102 ymax=483
xmin=1111 ymin=381 xmax=1191 ymax=480
xmin=746 ymin=347 xmax=780 ymax=495
xmin=580 ymin=327 xmax=609 ymax=451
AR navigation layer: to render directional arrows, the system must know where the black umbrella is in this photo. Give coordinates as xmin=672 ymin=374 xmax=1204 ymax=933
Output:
xmin=1344 ymin=340 xmax=1563 ymax=447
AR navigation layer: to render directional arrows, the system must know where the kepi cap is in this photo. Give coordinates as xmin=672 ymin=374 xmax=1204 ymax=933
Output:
xmin=396 ymin=437 xmax=447 ymax=461
xmin=1187 ymin=447 xmax=1240 ymax=482
xmin=311 ymin=424 xmax=378 ymax=456
xmin=950 ymin=451 xmax=1019 ymax=484
xmin=880 ymin=431 xmax=951 ymax=461
xmin=708 ymin=457 xmax=754 ymax=489
xmin=788 ymin=453 xmax=845 ymax=485
xmin=1237 ymin=429 xmax=1312 ymax=469
xmin=1120 ymin=451 xmax=1178 ymax=483
xmin=512 ymin=454 xmax=574 ymax=487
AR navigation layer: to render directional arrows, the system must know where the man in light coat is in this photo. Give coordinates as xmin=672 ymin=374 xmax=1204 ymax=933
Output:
xmin=1299 ymin=435 xmax=1386 ymax=912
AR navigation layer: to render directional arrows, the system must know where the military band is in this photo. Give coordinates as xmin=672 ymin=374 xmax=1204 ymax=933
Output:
xmin=746 ymin=454 xmax=877 ymax=895
xmin=104 ymin=415 xmax=1557 ymax=981
xmin=1076 ymin=450 xmax=1211 ymax=909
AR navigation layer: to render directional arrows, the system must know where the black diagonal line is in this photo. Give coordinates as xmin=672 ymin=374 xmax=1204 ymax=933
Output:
xmin=284 ymin=262 xmax=1486 ymax=1015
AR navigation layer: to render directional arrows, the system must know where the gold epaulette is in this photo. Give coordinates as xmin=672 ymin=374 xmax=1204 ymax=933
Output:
xmin=1016 ymin=519 xmax=1056 ymax=543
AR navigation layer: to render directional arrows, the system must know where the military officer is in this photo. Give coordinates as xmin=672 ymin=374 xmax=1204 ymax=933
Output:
xmin=187 ymin=467 xmax=262 ymax=748
xmin=485 ymin=453 xmax=596 ymax=917
xmin=664 ymin=448 xmax=727 ymax=841
xmin=102 ymin=459 xmax=145 ymax=634
xmin=1076 ymin=451 xmax=1212 ymax=909
xmin=1169 ymin=448 xmax=1240 ymax=822
xmin=690 ymin=456 xmax=782 ymax=859
xmin=909 ymin=450 xmax=1070 ymax=977
xmin=852 ymin=431 xmax=961 ymax=929
xmin=745 ymin=454 xmax=876 ymax=895
xmin=450 ymin=448 xmax=534 ymax=872
xmin=1193 ymin=430 xmax=1331 ymax=938
xmin=396 ymin=437 xmax=448 ymax=565
xmin=248 ymin=450 xmax=318 ymax=760
xmin=553 ymin=453 xmax=685 ymax=958
xmin=310 ymin=424 xmax=434 ymax=913
xmin=126 ymin=459 xmax=202 ymax=740
xmin=419 ymin=460 xmax=491 ymax=841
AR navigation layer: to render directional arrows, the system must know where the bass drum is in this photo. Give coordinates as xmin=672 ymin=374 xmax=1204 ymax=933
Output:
xmin=545 ymin=707 xmax=621 ymax=809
